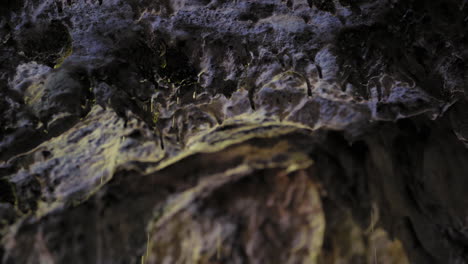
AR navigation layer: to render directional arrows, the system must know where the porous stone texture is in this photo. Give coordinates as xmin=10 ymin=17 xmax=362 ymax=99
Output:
xmin=1 ymin=0 xmax=467 ymax=263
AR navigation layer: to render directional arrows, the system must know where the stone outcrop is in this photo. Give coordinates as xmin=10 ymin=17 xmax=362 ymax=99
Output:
xmin=1 ymin=0 xmax=468 ymax=263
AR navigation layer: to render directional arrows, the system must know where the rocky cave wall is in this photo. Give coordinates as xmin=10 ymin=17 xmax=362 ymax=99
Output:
xmin=1 ymin=0 xmax=468 ymax=263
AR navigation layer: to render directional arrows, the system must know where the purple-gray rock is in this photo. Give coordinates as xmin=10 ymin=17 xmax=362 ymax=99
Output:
xmin=1 ymin=0 xmax=468 ymax=263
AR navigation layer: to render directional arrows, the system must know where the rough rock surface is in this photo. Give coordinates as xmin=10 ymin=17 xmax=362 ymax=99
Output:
xmin=1 ymin=0 xmax=468 ymax=263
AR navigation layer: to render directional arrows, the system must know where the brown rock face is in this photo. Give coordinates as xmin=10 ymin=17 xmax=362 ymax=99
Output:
xmin=1 ymin=0 xmax=467 ymax=263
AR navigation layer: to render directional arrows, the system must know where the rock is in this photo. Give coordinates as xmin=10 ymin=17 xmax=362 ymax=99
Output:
xmin=23 ymin=65 xmax=91 ymax=133
xmin=1 ymin=0 xmax=468 ymax=263
xmin=14 ymin=19 xmax=72 ymax=67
